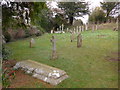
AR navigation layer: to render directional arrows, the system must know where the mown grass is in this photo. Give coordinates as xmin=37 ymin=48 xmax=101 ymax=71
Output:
xmin=6 ymin=29 xmax=118 ymax=88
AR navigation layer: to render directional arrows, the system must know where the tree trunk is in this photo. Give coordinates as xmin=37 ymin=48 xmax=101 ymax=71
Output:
xmin=69 ymin=16 xmax=74 ymax=25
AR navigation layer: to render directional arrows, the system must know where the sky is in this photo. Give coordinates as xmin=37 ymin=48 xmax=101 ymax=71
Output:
xmin=48 ymin=0 xmax=103 ymax=24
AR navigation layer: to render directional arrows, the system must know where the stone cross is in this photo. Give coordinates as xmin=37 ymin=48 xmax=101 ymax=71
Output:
xmin=30 ymin=38 xmax=35 ymax=48
xmin=77 ymin=33 xmax=82 ymax=48
xmin=50 ymin=36 xmax=58 ymax=60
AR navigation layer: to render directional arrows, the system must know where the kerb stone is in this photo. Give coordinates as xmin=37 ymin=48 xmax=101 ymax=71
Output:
xmin=13 ymin=60 xmax=69 ymax=85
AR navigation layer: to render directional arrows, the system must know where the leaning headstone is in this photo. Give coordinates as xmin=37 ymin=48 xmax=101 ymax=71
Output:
xmin=77 ymin=33 xmax=82 ymax=48
xmin=13 ymin=60 xmax=69 ymax=85
xmin=50 ymin=36 xmax=58 ymax=60
xmin=30 ymin=38 xmax=35 ymax=48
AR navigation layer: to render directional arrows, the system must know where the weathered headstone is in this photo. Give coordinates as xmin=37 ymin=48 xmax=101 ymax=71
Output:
xmin=81 ymin=26 xmax=82 ymax=32
xmin=82 ymin=26 xmax=84 ymax=32
xmin=50 ymin=36 xmax=58 ymax=60
xmin=30 ymin=38 xmax=35 ymax=48
xmin=79 ymin=26 xmax=81 ymax=32
xmin=2 ymin=35 xmax=6 ymax=44
xmin=92 ymin=25 xmax=95 ymax=32
xmin=57 ymin=28 xmax=59 ymax=31
xmin=61 ymin=24 xmax=64 ymax=32
xmin=13 ymin=60 xmax=69 ymax=85
xmin=85 ymin=24 xmax=88 ymax=31
xmin=66 ymin=28 xmax=69 ymax=32
xmin=70 ymin=32 xmax=75 ymax=42
xmin=96 ymin=24 xmax=98 ymax=30
xmin=77 ymin=26 xmax=79 ymax=33
xmin=51 ymin=30 xmax=53 ymax=34
xmin=59 ymin=26 xmax=62 ymax=33
xmin=77 ymin=33 xmax=82 ymax=48
xmin=74 ymin=28 xmax=76 ymax=34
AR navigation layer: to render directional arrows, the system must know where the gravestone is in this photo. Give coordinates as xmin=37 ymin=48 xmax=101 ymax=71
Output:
xmin=82 ymin=26 xmax=84 ymax=32
xmin=30 ymin=38 xmax=35 ymax=48
xmin=96 ymin=25 xmax=98 ymax=30
xmin=57 ymin=28 xmax=59 ymax=31
xmin=50 ymin=36 xmax=58 ymax=60
xmin=61 ymin=24 xmax=64 ymax=32
xmin=77 ymin=33 xmax=82 ymax=48
xmin=77 ymin=26 xmax=79 ymax=33
xmin=51 ymin=30 xmax=53 ymax=34
xmin=92 ymin=25 xmax=95 ymax=32
xmin=74 ymin=28 xmax=76 ymax=34
xmin=79 ymin=26 xmax=81 ymax=32
xmin=2 ymin=35 xmax=6 ymax=44
xmin=85 ymin=24 xmax=88 ymax=31
xmin=81 ymin=26 xmax=82 ymax=32
xmin=66 ymin=28 xmax=69 ymax=32
xmin=59 ymin=26 xmax=62 ymax=33
xmin=13 ymin=60 xmax=69 ymax=85
xmin=70 ymin=32 xmax=75 ymax=42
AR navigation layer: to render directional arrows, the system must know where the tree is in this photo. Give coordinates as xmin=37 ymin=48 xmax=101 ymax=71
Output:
xmin=89 ymin=7 xmax=106 ymax=24
xmin=100 ymin=2 xmax=119 ymax=18
xmin=58 ymin=2 xmax=89 ymax=25
xmin=2 ymin=2 xmax=53 ymax=32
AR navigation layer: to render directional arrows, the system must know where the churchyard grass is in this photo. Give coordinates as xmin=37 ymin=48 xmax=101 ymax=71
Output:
xmin=6 ymin=29 xmax=118 ymax=88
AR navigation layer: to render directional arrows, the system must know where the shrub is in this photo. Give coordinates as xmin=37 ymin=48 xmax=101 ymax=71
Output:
xmin=2 ymin=45 xmax=11 ymax=61
xmin=4 ymin=32 xmax=11 ymax=42
xmin=2 ymin=68 xmax=16 ymax=88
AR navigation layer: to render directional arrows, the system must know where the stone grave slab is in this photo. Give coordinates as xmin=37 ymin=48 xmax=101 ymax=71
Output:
xmin=13 ymin=60 xmax=69 ymax=85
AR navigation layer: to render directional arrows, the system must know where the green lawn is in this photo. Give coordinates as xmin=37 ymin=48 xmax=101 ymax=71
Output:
xmin=6 ymin=29 xmax=118 ymax=88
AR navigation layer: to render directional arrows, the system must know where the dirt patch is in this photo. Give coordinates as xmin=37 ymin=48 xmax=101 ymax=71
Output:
xmin=106 ymin=56 xmax=120 ymax=61
xmin=2 ymin=60 xmax=53 ymax=88
xmin=2 ymin=60 xmax=17 ymax=69
xmin=105 ymin=52 xmax=120 ymax=62
xmin=97 ymin=35 xmax=107 ymax=38
xmin=9 ymin=70 xmax=53 ymax=88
